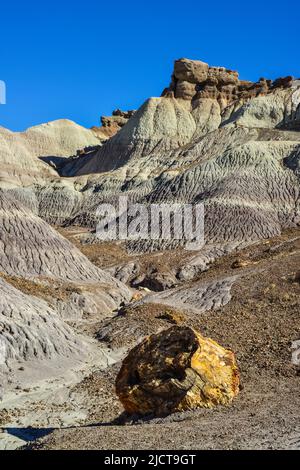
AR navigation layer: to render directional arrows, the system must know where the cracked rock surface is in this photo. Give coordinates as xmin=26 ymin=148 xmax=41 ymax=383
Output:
xmin=116 ymin=325 xmax=240 ymax=416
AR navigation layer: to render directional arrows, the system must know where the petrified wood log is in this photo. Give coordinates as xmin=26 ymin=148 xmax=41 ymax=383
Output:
xmin=116 ymin=326 xmax=240 ymax=416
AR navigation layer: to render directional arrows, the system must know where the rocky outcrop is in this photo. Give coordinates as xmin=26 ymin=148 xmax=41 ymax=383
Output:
xmin=59 ymin=59 xmax=300 ymax=178
xmin=164 ymin=58 xmax=295 ymax=112
xmin=0 ymin=57 xmax=299 ymax=441
xmin=116 ymin=326 xmax=240 ymax=416
xmin=91 ymin=109 xmax=135 ymax=140
xmin=101 ymin=109 xmax=135 ymax=130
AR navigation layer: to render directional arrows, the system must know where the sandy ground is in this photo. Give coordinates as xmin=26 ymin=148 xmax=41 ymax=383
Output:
xmin=26 ymin=385 xmax=300 ymax=450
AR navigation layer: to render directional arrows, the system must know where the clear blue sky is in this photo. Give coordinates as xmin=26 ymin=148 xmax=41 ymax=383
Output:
xmin=1 ymin=0 xmax=299 ymax=131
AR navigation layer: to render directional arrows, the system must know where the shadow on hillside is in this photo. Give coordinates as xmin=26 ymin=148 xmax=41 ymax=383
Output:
xmin=3 ymin=417 xmax=125 ymax=444
xmin=3 ymin=411 xmax=167 ymax=446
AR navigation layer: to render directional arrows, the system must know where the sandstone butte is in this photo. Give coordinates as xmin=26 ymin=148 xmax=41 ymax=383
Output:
xmin=116 ymin=326 xmax=240 ymax=416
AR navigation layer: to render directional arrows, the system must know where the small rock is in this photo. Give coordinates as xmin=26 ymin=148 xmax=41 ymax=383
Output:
xmin=231 ymin=259 xmax=251 ymax=269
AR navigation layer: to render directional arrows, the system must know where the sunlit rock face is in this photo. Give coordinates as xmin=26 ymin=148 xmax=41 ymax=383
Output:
xmin=0 ymin=119 xmax=103 ymax=186
xmin=164 ymin=58 xmax=295 ymax=113
xmin=59 ymin=58 xmax=300 ymax=178
xmin=116 ymin=325 xmax=240 ymax=416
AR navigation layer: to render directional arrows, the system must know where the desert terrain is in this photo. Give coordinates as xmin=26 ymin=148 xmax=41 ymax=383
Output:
xmin=0 ymin=58 xmax=299 ymax=450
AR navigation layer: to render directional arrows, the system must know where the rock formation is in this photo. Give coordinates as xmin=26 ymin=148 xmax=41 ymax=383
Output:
xmin=116 ymin=326 xmax=240 ymax=416
xmin=39 ymin=59 xmax=299 ymax=262
xmin=163 ymin=58 xmax=295 ymax=112
xmin=92 ymin=109 xmax=135 ymax=140
xmin=60 ymin=58 xmax=299 ymax=176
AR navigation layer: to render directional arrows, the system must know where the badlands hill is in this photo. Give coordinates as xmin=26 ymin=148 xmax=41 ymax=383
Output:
xmin=0 ymin=58 xmax=299 ymax=450
xmin=61 ymin=59 xmax=300 ymax=175
xmin=0 ymin=119 xmax=104 ymax=187
xmin=5 ymin=58 xmax=297 ymax=276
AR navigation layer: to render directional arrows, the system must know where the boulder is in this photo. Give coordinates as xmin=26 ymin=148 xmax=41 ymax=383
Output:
xmin=116 ymin=326 xmax=240 ymax=416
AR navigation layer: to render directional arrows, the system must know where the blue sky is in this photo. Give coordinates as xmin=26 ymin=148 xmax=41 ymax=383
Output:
xmin=0 ymin=0 xmax=299 ymax=131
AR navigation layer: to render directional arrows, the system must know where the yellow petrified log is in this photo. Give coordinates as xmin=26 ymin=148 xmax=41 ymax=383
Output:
xmin=116 ymin=326 xmax=240 ymax=416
